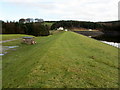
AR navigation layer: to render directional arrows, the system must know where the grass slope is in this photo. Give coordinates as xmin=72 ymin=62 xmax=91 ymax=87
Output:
xmin=2 ymin=31 xmax=119 ymax=88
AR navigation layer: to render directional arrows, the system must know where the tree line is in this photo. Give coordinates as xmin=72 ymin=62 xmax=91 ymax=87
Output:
xmin=98 ymin=21 xmax=120 ymax=32
xmin=50 ymin=20 xmax=120 ymax=32
xmin=51 ymin=20 xmax=103 ymax=30
xmin=1 ymin=20 xmax=120 ymax=36
xmin=2 ymin=21 xmax=50 ymax=36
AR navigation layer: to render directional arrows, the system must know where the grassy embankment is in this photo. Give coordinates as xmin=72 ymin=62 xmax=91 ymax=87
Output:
xmin=2 ymin=31 xmax=119 ymax=88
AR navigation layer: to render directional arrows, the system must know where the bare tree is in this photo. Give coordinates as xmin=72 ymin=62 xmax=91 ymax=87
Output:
xmin=19 ymin=18 xmax=25 ymax=23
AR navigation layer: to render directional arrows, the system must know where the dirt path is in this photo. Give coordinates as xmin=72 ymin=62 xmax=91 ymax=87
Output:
xmin=0 ymin=38 xmax=20 ymax=43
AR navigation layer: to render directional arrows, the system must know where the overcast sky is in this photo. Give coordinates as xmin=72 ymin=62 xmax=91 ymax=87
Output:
xmin=0 ymin=0 xmax=119 ymax=22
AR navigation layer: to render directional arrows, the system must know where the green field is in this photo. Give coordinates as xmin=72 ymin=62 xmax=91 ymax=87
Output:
xmin=1 ymin=34 xmax=34 ymax=41
xmin=43 ymin=22 xmax=54 ymax=27
xmin=2 ymin=31 xmax=119 ymax=88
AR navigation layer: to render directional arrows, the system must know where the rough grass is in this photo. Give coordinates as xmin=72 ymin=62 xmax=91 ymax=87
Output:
xmin=2 ymin=31 xmax=119 ymax=88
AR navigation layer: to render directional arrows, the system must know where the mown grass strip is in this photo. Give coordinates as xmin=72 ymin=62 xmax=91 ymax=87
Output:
xmin=2 ymin=31 xmax=119 ymax=88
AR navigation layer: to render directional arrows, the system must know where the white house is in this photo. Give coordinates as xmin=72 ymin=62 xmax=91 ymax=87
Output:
xmin=57 ymin=27 xmax=64 ymax=30
xmin=65 ymin=29 xmax=68 ymax=31
xmin=89 ymin=29 xmax=92 ymax=31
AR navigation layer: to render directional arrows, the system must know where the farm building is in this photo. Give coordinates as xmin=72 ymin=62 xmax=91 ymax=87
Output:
xmin=57 ymin=27 xmax=64 ymax=30
xmin=65 ymin=29 xmax=68 ymax=31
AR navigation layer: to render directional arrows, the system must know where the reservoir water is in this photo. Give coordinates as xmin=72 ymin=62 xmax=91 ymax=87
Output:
xmin=74 ymin=31 xmax=120 ymax=48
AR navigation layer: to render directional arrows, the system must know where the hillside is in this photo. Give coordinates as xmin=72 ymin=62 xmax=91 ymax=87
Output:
xmin=2 ymin=31 xmax=119 ymax=88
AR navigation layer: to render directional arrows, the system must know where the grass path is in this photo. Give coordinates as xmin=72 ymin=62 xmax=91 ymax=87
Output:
xmin=2 ymin=31 xmax=119 ymax=88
